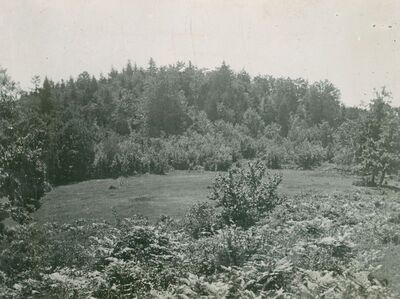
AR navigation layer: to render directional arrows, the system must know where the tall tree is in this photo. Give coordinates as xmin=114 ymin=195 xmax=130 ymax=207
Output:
xmin=146 ymin=67 xmax=190 ymax=136
xmin=39 ymin=77 xmax=54 ymax=114
xmin=303 ymin=80 xmax=341 ymax=127
xmin=358 ymin=88 xmax=400 ymax=186
xmin=0 ymin=68 xmax=47 ymax=226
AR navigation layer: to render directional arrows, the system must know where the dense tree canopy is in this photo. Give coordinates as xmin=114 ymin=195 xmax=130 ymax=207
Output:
xmin=0 ymin=60 xmax=398 ymax=192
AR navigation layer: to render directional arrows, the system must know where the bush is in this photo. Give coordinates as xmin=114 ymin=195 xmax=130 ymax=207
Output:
xmin=182 ymin=202 xmax=220 ymax=239
xmin=209 ymin=160 xmax=283 ymax=228
xmin=163 ymin=132 xmax=236 ymax=172
xmin=0 ymin=135 xmax=47 ymax=225
xmin=294 ymin=141 xmax=324 ymax=170
xmin=202 ymin=143 xmax=234 ymax=171
xmin=144 ymin=141 xmax=170 ymax=175
xmin=116 ymin=137 xmax=146 ymax=175
xmin=93 ymin=132 xmax=122 ymax=178
xmin=93 ymin=260 xmax=154 ymax=298
xmin=0 ymin=221 xmax=108 ymax=276
xmin=94 ymin=120 xmax=250 ymax=177
xmin=262 ymin=143 xmax=285 ymax=169
xmin=186 ymin=226 xmax=260 ymax=275
xmin=333 ymin=146 xmax=356 ymax=170
xmin=93 ymin=134 xmax=170 ymax=177
xmin=111 ymin=225 xmax=171 ymax=263
xmin=239 ymin=134 xmax=258 ymax=159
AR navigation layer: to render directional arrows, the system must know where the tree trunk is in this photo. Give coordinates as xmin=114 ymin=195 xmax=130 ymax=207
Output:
xmin=370 ymin=171 xmax=376 ymax=187
xmin=379 ymin=168 xmax=387 ymax=187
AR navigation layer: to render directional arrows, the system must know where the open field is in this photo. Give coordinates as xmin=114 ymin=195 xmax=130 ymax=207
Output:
xmin=34 ymin=168 xmax=356 ymax=223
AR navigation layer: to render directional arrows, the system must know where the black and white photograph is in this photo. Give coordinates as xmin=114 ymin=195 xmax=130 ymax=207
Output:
xmin=1 ymin=0 xmax=400 ymax=297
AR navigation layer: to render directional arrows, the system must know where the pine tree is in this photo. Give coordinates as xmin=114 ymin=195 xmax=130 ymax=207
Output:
xmin=39 ymin=77 xmax=53 ymax=114
xmin=358 ymin=88 xmax=400 ymax=186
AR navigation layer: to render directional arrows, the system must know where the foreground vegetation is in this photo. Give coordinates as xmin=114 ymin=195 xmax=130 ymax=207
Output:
xmin=1 ymin=161 xmax=400 ymax=298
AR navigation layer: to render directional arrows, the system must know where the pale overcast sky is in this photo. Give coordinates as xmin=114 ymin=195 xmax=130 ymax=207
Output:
xmin=1 ymin=0 xmax=399 ymax=106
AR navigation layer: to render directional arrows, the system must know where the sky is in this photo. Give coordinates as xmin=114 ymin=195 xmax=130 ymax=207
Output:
xmin=1 ymin=0 xmax=399 ymax=106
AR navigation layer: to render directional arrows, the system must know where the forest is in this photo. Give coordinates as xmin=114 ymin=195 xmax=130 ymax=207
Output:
xmin=1 ymin=60 xmax=400 ymax=298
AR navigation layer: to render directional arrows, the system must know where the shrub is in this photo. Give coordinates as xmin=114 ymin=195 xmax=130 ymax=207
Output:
xmin=93 ymin=132 xmax=121 ymax=178
xmin=182 ymin=202 xmax=220 ymax=239
xmin=93 ymin=260 xmax=154 ymax=298
xmin=112 ymin=137 xmax=144 ymax=176
xmin=144 ymin=147 xmax=170 ymax=175
xmin=0 ymin=221 xmax=108 ymax=276
xmin=111 ymin=225 xmax=171 ymax=263
xmin=154 ymin=131 xmax=237 ymax=172
xmin=203 ymin=143 xmax=234 ymax=171
xmin=239 ymin=134 xmax=258 ymax=159
xmin=0 ymin=135 xmax=47 ymax=225
xmin=94 ymin=122 xmax=245 ymax=177
xmin=186 ymin=226 xmax=261 ymax=275
xmin=333 ymin=146 xmax=357 ymax=172
xmin=294 ymin=141 xmax=324 ymax=170
xmin=209 ymin=160 xmax=283 ymax=228
xmin=262 ymin=143 xmax=285 ymax=169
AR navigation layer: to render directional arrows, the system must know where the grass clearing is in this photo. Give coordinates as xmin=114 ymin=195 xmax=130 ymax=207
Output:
xmin=35 ymin=168 xmax=356 ymax=223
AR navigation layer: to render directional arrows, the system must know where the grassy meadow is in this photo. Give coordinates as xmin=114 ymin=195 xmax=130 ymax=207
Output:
xmin=35 ymin=168 xmax=356 ymax=223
